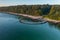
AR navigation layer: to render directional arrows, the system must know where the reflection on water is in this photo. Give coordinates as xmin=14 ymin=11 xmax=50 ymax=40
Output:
xmin=48 ymin=22 xmax=60 ymax=30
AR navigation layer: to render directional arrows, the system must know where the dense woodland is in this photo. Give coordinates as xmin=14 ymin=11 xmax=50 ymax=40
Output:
xmin=0 ymin=5 xmax=60 ymax=20
xmin=0 ymin=5 xmax=51 ymax=16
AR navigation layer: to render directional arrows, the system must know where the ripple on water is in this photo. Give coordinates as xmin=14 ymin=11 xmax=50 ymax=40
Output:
xmin=19 ymin=17 xmax=47 ymax=25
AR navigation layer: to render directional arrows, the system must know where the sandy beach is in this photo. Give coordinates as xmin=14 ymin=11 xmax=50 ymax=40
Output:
xmin=6 ymin=12 xmax=60 ymax=24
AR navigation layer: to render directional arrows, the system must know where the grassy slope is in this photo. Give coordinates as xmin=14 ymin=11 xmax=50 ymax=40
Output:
xmin=44 ymin=5 xmax=60 ymax=20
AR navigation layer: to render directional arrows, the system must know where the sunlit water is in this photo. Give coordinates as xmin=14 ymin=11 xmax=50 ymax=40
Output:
xmin=0 ymin=12 xmax=60 ymax=40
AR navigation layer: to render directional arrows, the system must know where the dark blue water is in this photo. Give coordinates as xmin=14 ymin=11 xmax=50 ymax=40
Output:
xmin=0 ymin=13 xmax=60 ymax=40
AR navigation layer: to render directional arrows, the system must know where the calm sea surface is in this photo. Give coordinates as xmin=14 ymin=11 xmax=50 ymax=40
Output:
xmin=0 ymin=12 xmax=60 ymax=40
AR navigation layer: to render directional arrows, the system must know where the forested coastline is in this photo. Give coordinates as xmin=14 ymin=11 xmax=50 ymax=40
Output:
xmin=0 ymin=5 xmax=51 ymax=16
xmin=0 ymin=5 xmax=60 ymax=20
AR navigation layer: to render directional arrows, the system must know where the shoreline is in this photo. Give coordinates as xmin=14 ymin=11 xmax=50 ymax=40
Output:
xmin=6 ymin=12 xmax=43 ymax=19
xmin=44 ymin=18 xmax=60 ymax=24
xmin=1 ymin=12 xmax=60 ymax=24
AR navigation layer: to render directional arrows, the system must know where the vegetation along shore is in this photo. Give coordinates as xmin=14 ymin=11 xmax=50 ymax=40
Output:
xmin=0 ymin=5 xmax=60 ymax=24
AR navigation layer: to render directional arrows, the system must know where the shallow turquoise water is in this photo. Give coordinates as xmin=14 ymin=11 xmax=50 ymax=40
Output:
xmin=0 ymin=13 xmax=60 ymax=40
